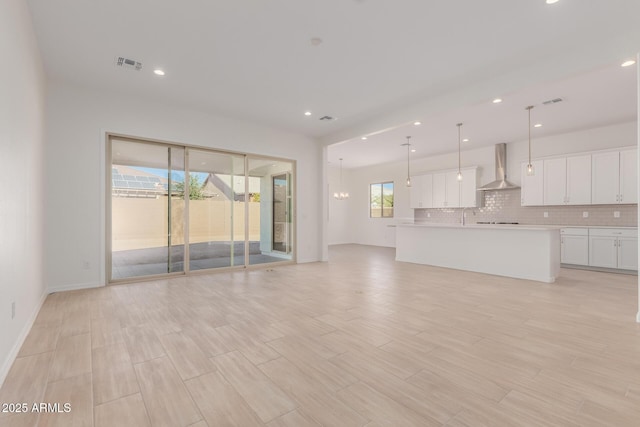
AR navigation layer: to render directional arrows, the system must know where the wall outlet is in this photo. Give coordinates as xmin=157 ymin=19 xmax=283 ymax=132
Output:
xmin=427 ymin=213 xmax=431 ymax=218
xmin=582 ymin=211 xmax=589 ymax=218
xmin=11 ymin=302 xmax=15 ymax=320
xmin=543 ymin=212 xmax=549 ymax=218
xmin=614 ymin=211 xmax=621 ymax=218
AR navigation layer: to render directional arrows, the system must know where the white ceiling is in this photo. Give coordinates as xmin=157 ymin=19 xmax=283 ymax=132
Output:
xmin=329 ymin=62 xmax=638 ymax=167
xmin=27 ymin=0 xmax=640 ymax=160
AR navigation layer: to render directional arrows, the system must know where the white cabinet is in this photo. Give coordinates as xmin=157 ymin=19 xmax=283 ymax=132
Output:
xmin=543 ymin=155 xmax=591 ymax=205
xmin=409 ymin=174 xmax=423 ymax=208
xmin=560 ymin=228 xmax=589 ymax=265
xmin=432 ymin=171 xmax=460 ymax=208
xmin=409 ymin=174 xmax=433 ymax=208
xmin=617 ymin=236 xmax=638 ymax=270
xmin=543 ymin=158 xmax=567 ymax=205
xmin=620 ymin=149 xmax=637 ymax=204
xmin=521 ymin=160 xmax=544 ymax=206
xmin=459 ymin=167 xmax=479 ymax=208
xmin=411 ymin=166 xmax=477 ymax=209
xmin=589 ymin=228 xmax=638 ymax=270
xmin=592 ymin=149 xmax=637 ymax=204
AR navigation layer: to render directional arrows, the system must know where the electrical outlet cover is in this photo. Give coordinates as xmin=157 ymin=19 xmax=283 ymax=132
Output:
xmin=614 ymin=211 xmax=621 ymax=218
xmin=583 ymin=212 xmax=589 ymax=218
xmin=543 ymin=212 xmax=549 ymax=218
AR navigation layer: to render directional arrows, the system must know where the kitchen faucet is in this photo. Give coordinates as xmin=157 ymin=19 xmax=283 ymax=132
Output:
xmin=461 ymin=207 xmax=475 ymax=226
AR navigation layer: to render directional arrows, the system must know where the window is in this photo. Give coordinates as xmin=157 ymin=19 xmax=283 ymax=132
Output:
xmin=370 ymin=182 xmax=394 ymax=218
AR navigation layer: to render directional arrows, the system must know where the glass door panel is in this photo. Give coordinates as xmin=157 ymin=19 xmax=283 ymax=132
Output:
xmin=247 ymin=158 xmax=294 ymax=265
xmin=110 ymin=139 xmax=185 ymax=280
xmin=187 ymin=149 xmax=245 ymax=270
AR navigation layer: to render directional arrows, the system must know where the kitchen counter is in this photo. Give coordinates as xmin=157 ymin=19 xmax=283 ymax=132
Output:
xmin=401 ymin=222 xmax=561 ymax=231
xmin=396 ymin=223 xmax=560 ymax=283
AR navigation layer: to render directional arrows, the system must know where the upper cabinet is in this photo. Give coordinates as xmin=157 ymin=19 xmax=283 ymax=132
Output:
xmin=432 ymin=171 xmax=460 ymax=208
xmin=409 ymin=174 xmax=433 ymax=209
xmin=520 ymin=160 xmax=544 ymax=206
xmin=543 ymin=154 xmax=591 ymax=205
xmin=592 ymin=148 xmax=637 ymax=205
xmin=522 ymin=147 xmax=636 ymax=207
xmin=459 ymin=168 xmax=479 ymax=208
xmin=411 ymin=167 xmax=478 ymax=209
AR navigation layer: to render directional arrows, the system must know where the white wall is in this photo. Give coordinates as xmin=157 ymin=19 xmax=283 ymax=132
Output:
xmin=0 ymin=0 xmax=47 ymax=385
xmin=45 ymin=82 xmax=323 ymax=291
xmin=333 ymin=121 xmax=637 ymax=248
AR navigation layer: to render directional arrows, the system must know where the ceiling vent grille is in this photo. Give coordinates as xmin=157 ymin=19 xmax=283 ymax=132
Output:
xmin=542 ymin=97 xmax=563 ymax=105
xmin=115 ymin=56 xmax=143 ymax=71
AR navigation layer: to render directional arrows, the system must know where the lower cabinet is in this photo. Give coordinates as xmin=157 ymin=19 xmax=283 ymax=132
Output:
xmin=560 ymin=228 xmax=589 ymax=265
xmin=560 ymin=227 xmax=637 ymax=271
xmin=588 ymin=228 xmax=638 ymax=270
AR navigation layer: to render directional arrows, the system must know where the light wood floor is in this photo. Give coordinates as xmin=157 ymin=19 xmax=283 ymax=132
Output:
xmin=1 ymin=244 xmax=640 ymax=426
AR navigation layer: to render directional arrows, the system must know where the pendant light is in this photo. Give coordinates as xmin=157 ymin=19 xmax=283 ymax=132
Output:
xmin=456 ymin=123 xmax=463 ymax=181
xmin=402 ymin=136 xmax=412 ymax=187
xmin=333 ymin=158 xmax=349 ymax=200
xmin=526 ymin=105 xmax=535 ymax=176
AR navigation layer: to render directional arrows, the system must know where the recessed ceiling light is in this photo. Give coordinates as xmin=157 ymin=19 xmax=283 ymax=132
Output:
xmin=492 ymin=98 xmax=503 ymax=104
xmin=411 ymin=149 xmax=416 ymax=153
xmin=413 ymin=121 xmax=422 ymax=126
xmin=546 ymin=0 xmax=559 ymax=4
xmin=534 ymin=123 xmax=542 ymax=128
xmin=621 ymin=60 xmax=636 ymax=67
xmin=304 ymin=111 xmax=312 ymax=116
xmin=153 ymin=69 xmax=165 ymax=76
xmin=462 ymin=138 xmax=469 ymax=142
xmin=361 ymin=136 xmax=368 ymax=140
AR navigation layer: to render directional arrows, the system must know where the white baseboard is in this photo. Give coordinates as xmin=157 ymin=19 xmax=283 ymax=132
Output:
xmin=48 ymin=281 xmax=103 ymax=293
xmin=0 ymin=291 xmax=47 ymax=388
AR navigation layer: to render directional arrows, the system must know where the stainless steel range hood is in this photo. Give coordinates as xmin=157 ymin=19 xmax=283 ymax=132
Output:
xmin=478 ymin=143 xmax=520 ymax=191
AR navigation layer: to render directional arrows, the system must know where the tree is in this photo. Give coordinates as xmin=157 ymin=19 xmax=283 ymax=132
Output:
xmin=174 ymin=174 xmax=205 ymax=200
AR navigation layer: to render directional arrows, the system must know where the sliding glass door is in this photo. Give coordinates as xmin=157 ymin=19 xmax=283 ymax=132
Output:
xmin=187 ymin=149 xmax=245 ymax=270
xmin=109 ymin=138 xmax=185 ymax=281
xmin=247 ymin=158 xmax=294 ymax=265
xmin=108 ymin=136 xmax=295 ymax=282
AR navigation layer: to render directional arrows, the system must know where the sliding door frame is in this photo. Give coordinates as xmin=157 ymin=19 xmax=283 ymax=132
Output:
xmin=105 ymin=132 xmax=296 ymax=284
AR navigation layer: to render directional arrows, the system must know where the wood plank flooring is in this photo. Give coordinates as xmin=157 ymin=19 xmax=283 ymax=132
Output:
xmin=1 ymin=244 xmax=640 ymax=426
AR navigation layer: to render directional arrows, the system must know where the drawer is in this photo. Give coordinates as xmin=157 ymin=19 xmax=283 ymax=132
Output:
xmin=589 ymin=228 xmax=638 ymax=238
xmin=560 ymin=228 xmax=588 ymax=236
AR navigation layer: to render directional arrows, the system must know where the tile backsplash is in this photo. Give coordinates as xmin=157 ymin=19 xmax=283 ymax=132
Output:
xmin=414 ymin=189 xmax=637 ymax=227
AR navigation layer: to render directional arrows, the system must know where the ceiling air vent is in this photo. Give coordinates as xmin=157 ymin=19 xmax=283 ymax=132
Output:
xmin=319 ymin=115 xmax=335 ymax=121
xmin=542 ymin=97 xmax=563 ymax=105
xmin=115 ymin=56 xmax=143 ymax=71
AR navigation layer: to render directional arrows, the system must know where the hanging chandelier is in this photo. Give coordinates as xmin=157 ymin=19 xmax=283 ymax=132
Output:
xmin=334 ymin=158 xmax=349 ymax=200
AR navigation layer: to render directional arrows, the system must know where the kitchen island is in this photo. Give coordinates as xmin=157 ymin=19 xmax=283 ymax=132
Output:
xmin=396 ymin=223 xmax=561 ymax=283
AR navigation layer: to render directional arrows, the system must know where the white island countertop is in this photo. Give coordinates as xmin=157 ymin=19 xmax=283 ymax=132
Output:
xmin=396 ymin=223 xmax=561 ymax=283
xmin=398 ymin=222 xmax=561 ymax=231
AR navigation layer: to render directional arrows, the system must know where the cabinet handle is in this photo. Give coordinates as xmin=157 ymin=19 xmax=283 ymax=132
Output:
xmin=620 ymin=194 xmax=623 ymax=202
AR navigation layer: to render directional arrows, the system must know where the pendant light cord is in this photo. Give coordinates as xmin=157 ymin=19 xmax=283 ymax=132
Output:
xmin=527 ymin=106 xmax=533 ymax=166
xmin=457 ymin=123 xmax=462 ymax=175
